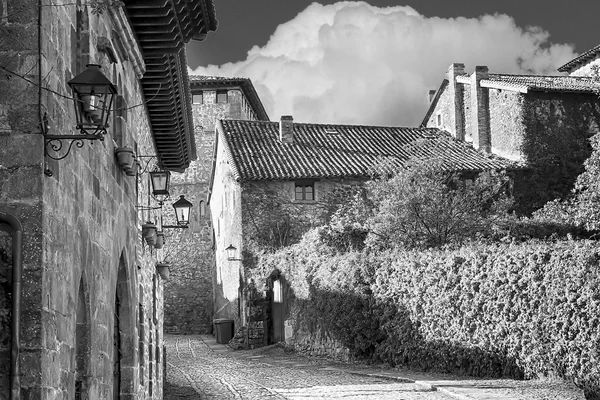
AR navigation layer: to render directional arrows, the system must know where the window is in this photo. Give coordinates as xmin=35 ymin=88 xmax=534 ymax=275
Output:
xmin=216 ymin=90 xmax=228 ymax=103
xmin=199 ymin=200 xmax=206 ymax=218
xmin=436 ymin=113 xmax=443 ymax=127
xmin=295 ymin=181 xmax=315 ymax=201
xmin=192 ymin=93 xmax=203 ymax=104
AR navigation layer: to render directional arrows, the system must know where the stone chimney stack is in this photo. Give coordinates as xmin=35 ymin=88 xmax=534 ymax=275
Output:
xmin=427 ymin=89 xmax=436 ymax=103
xmin=279 ymin=115 xmax=294 ymax=144
xmin=447 ymin=63 xmax=465 ymax=140
xmin=470 ymin=66 xmax=491 ymax=153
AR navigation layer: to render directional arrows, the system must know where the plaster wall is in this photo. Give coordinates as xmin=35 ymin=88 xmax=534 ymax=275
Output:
xmin=209 ymin=133 xmax=243 ymax=328
xmin=0 ymin=2 xmax=166 ymax=399
xmin=568 ymin=56 xmax=600 ymax=77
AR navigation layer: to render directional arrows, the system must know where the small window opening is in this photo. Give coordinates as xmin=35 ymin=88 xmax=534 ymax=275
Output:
xmin=436 ymin=113 xmax=443 ymax=127
xmin=295 ymin=181 xmax=315 ymax=201
xmin=192 ymin=93 xmax=203 ymax=104
xmin=199 ymin=200 xmax=206 ymax=218
xmin=216 ymin=90 xmax=228 ymax=103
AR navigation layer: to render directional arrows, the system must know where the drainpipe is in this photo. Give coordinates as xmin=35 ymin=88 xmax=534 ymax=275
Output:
xmin=0 ymin=212 xmax=23 ymax=400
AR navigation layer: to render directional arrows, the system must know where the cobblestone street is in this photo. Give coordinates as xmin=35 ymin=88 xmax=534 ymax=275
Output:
xmin=163 ymin=335 xmax=451 ymax=400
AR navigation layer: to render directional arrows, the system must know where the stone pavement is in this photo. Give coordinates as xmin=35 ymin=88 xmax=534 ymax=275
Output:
xmin=164 ymin=334 xmax=585 ymax=400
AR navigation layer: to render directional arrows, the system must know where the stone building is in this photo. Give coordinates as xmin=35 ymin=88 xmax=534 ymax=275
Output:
xmin=0 ymin=1 xmax=216 ymax=399
xmin=422 ymin=63 xmax=600 ymax=212
xmin=163 ymin=76 xmax=269 ymax=334
xmin=558 ymin=43 xmax=600 ymax=77
xmin=209 ymin=116 xmax=517 ymax=345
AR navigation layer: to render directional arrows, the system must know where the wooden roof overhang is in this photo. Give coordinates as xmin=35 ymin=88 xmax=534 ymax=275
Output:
xmin=124 ymin=0 xmax=217 ymax=172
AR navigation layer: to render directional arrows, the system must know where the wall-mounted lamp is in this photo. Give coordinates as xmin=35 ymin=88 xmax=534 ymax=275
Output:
xmin=44 ymin=64 xmax=117 ymax=162
xmin=225 ymin=244 xmax=243 ymax=261
xmin=149 ymin=169 xmax=171 ymax=203
xmin=163 ymin=195 xmax=193 ymax=229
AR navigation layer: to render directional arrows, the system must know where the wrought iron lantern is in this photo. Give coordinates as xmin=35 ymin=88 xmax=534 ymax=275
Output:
xmin=172 ymin=195 xmax=192 ymax=227
xmin=69 ymin=64 xmax=117 ymax=136
xmin=149 ymin=169 xmax=171 ymax=203
xmin=225 ymin=244 xmax=242 ymax=262
xmin=44 ymin=64 xmax=117 ymax=162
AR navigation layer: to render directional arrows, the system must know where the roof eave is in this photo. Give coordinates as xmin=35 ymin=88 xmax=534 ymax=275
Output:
xmin=125 ymin=0 xmax=217 ymax=171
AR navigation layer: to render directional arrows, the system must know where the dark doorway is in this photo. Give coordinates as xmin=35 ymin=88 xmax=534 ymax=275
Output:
xmin=271 ymin=279 xmax=284 ymax=343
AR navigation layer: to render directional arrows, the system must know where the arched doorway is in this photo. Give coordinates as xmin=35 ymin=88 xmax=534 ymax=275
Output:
xmin=114 ymin=252 xmax=135 ymax=398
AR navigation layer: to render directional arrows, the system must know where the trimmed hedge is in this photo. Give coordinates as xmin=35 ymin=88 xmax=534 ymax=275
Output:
xmin=249 ymin=231 xmax=600 ymax=398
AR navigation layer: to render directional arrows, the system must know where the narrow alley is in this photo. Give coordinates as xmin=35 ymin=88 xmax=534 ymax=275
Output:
xmin=163 ymin=335 xmax=451 ymax=400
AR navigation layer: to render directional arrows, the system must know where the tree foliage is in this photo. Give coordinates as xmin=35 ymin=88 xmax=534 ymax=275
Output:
xmin=322 ymin=159 xmax=513 ymax=250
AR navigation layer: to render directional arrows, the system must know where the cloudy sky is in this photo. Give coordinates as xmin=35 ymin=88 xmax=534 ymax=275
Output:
xmin=187 ymin=0 xmax=598 ymax=127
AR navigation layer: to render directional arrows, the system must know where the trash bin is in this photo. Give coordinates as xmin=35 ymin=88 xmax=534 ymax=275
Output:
xmin=213 ymin=319 xmax=234 ymax=344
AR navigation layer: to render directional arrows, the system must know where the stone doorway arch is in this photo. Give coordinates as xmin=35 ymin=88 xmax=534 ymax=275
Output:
xmin=114 ymin=252 xmax=136 ymax=398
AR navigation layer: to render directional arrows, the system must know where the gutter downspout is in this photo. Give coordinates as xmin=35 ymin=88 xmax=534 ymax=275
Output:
xmin=0 ymin=212 xmax=23 ymax=400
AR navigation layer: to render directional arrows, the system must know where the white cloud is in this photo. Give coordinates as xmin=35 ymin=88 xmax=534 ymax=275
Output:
xmin=189 ymin=1 xmax=577 ymax=126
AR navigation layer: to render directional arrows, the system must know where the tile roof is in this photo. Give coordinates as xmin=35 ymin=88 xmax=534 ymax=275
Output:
xmin=482 ymin=74 xmax=600 ymax=94
xmin=189 ymin=75 xmax=270 ymax=121
xmin=558 ymin=44 xmax=600 ymax=73
xmin=218 ymin=120 xmax=521 ymax=181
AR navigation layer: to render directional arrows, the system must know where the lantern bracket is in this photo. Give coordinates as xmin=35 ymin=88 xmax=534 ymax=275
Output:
xmin=43 ymin=64 xmax=116 ymax=170
xmin=44 ymin=133 xmax=105 ymax=161
xmin=162 ymin=224 xmax=189 ymax=230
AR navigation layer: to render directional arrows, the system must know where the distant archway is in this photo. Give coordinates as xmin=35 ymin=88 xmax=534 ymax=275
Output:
xmin=75 ymin=277 xmax=90 ymax=398
xmin=114 ymin=252 xmax=135 ymax=397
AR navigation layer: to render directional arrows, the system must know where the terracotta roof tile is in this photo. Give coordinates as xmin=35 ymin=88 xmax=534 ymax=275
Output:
xmin=558 ymin=44 xmax=600 ymax=73
xmin=220 ymin=120 xmax=521 ymax=181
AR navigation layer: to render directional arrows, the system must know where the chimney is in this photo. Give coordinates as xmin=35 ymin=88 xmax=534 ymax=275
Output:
xmin=470 ymin=66 xmax=491 ymax=153
xmin=279 ymin=115 xmax=294 ymax=144
xmin=447 ymin=63 xmax=465 ymax=140
xmin=427 ymin=89 xmax=436 ymax=103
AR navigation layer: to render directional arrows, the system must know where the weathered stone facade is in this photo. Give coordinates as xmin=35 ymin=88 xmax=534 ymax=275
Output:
xmin=0 ymin=1 xmax=215 ymax=399
xmin=423 ymin=63 xmax=600 ymax=212
xmin=165 ymin=83 xmax=267 ymax=334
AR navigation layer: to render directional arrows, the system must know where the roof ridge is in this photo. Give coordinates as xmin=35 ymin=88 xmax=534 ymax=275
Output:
xmin=225 ymin=119 xmax=443 ymax=131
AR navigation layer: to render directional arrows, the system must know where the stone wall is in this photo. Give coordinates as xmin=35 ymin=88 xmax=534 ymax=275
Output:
xmin=165 ymin=88 xmax=262 ymax=334
xmin=488 ymin=89 xmax=526 ymax=160
xmin=0 ymin=2 xmax=166 ymax=399
xmin=240 ymin=177 xmax=367 ymax=249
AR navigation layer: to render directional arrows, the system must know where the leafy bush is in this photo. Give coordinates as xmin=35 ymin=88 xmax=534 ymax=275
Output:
xmin=320 ymin=159 xmax=514 ymax=251
xmin=251 ymin=232 xmax=600 ymax=398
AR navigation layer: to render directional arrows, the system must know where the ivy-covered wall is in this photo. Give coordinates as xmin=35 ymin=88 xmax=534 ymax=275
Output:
xmin=515 ymin=92 xmax=600 ymax=213
xmin=248 ymin=231 xmax=600 ymax=399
